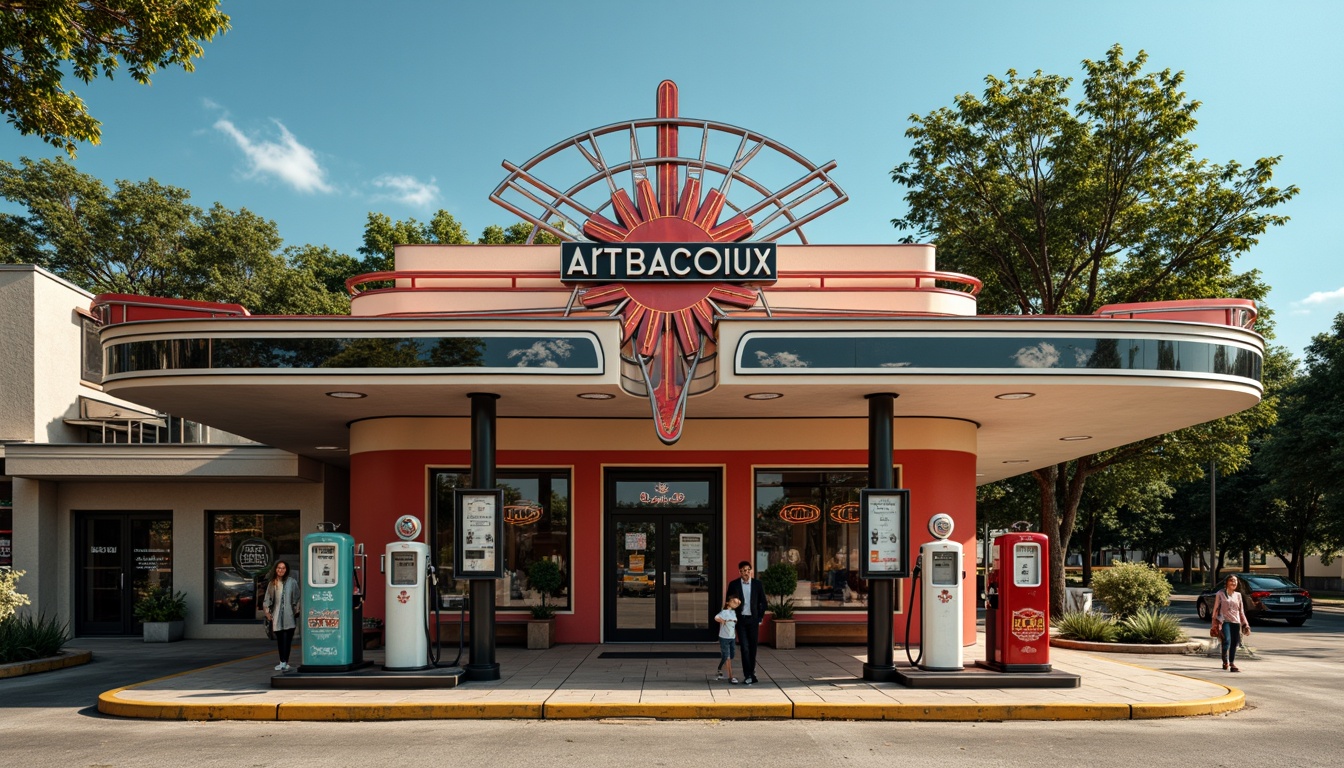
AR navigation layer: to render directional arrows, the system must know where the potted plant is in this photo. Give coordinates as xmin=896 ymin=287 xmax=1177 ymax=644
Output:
xmin=761 ymin=561 xmax=799 ymax=649
xmin=134 ymin=586 xmax=187 ymax=642
xmin=526 ymin=559 xmax=563 ymax=649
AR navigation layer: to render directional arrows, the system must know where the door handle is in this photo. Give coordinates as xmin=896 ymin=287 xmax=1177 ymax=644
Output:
xmin=663 ymin=572 xmax=668 ymax=586
xmin=120 ymin=572 xmax=125 ymax=589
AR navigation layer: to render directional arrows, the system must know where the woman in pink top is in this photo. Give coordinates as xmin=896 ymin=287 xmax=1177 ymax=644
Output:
xmin=1213 ymin=574 xmax=1252 ymax=672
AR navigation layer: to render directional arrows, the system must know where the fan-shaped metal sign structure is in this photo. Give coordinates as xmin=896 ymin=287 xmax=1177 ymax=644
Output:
xmin=490 ymin=81 xmax=847 ymax=443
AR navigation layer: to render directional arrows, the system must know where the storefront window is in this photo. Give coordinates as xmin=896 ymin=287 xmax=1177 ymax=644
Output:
xmin=755 ymin=471 xmax=884 ymax=611
xmin=207 ymin=511 xmax=300 ymax=623
xmin=431 ymin=470 xmax=571 ymax=612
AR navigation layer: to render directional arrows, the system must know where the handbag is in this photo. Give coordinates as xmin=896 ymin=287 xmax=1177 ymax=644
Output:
xmin=1209 ymin=625 xmax=1219 ymax=638
xmin=265 ymin=620 xmax=275 ymax=641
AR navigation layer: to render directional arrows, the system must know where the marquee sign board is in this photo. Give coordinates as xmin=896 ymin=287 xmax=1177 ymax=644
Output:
xmin=560 ymin=242 xmax=777 ymax=283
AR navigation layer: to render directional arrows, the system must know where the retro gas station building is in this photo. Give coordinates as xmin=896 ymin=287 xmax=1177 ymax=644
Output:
xmin=5 ymin=83 xmax=1264 ymax=666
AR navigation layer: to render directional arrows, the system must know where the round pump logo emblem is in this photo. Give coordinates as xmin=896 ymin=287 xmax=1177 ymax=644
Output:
xmin=394 ymin=515 xmax=422 ymax=541
xmin=928 ymin=513 xmax=955 ymax=540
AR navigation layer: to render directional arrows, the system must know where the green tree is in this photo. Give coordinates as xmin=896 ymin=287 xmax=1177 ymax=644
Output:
xmin=0 ymin=156 xmax=352 ymax=314
xmin=479 ymin=222 xmax=564 ymax=245
xmin=357 ymin=209 xmax=472 ymax=273
xmin=1257 ymin=315 xmax=1344 ymax=582
xmin=891 ymin=46 xmax=1297 ymax=614
xmin=0 ymin=1 xmax=230 ymax=155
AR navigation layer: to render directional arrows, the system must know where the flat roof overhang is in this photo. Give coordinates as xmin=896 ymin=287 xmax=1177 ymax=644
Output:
xmin=97 ymin=315 xmax=1264 ymax=484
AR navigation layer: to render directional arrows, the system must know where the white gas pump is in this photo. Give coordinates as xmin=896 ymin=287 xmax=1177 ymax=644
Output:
xmin=916 ymin=513 xmax=964 ymax=671
xmin=384 ymin=515 xmax=431 ymax=671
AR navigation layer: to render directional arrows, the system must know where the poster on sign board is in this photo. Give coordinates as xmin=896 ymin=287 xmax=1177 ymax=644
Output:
xmin=453 ymin=489 xmax=503 ymax=579
xmin=859 ymin=489 xmax=909 ymax=578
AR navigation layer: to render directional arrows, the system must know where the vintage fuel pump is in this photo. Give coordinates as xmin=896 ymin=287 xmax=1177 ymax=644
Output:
xmin=904 ymin=513 xmax=964 ymax=671
xmin=300 ymin=525 xmax=366 ymax=672
xmin=384 ymin=515 xmax=433 ymax=671
xmin=979 ymin=526 xmax=1052 ymax=672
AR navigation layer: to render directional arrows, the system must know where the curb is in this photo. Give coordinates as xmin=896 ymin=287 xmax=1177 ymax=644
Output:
xmin=1050 ymin=639 xmax=1203 ymax=655
xmin=0 ymin=649 xmax=92 ymax=679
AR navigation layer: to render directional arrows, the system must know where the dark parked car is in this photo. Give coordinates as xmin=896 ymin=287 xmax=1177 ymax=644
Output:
xmin=213 ymin=566 xmax=258 ymax=618
xmin=1196 ymin=572 xmax=1312 ymax=626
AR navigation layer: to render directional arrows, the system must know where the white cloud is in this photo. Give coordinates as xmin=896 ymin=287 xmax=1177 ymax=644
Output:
xmin=1298 ymin=286 xmax=1344 ymax=306
xmin=754 ymin=350 xmax=809 ymax=368
xmin=508 ymin=339 xmax=573 ymax=368
xmin=1013 ymin=342 xmax=1060 ymax=368
xmin=214 ymin=118 xmax=333 ymax=194
xmin=372 ymin=174 xmax=440 ymax=208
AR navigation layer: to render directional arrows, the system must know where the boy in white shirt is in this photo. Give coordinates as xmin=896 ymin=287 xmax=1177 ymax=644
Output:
xmin=715 ymin=596 xmax=741 ymax=683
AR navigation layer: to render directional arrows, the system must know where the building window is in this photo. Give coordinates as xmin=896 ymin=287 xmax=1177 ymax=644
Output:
xmin=755 ymin=470 xmax=898 ymax=611
xmin=431 ymin=470 xmax=571 ymax=612
xmin=81 ymin=315 xmax=102 ymax=384
xmin=207 ymin=511 xmax=300 ymax=623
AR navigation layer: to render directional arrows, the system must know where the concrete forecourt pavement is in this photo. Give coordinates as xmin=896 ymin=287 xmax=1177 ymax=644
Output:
xmin=90 ymin=634 xmax=1241 ymax=722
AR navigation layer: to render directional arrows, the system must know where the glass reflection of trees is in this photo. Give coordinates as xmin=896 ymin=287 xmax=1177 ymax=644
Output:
xmin=754 ymin=471 xmax=872 ymax=610
xmin=431 ymin=470 xmax=571 ymax=612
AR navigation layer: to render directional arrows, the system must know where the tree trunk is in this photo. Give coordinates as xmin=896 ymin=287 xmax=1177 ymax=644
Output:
xmin=1081 ymin=518 xmax=1096 ymax=587
xmin=1034 ymin=461 xmax=1090 ymax=617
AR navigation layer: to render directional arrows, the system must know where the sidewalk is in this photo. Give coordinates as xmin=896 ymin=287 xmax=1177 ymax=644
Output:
xmin=96 ymin=634 xmax=1241 ymax=722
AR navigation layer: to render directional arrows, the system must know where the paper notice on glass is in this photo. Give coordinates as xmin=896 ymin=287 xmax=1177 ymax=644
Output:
xmin=625 ymin=533 xmax=647 ymax=551
xmin=461 ymin=494 xmax=497 ymax=572
xmin=866 ymin=495 xmax=904 ymax=574
xmin=679 ymin=533 xmax=703 ymax=569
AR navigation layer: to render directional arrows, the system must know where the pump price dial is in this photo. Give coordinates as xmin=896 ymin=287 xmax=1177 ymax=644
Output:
xmin=394 ymin=515 xmax=422 ymax=541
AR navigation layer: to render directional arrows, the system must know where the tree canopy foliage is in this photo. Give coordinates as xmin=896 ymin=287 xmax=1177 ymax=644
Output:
xmin=0 ymin=1 xmax=230 ymax=155
xmin=894 ymin=45 xmax=1297 ymax=613
xmin=0 ymin=156 xmax=349 ymax=314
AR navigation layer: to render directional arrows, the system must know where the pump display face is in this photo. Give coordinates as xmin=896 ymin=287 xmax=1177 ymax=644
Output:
xmin=308 ymin=543 xmax=339 ymax=587
xmin=1013 ymin=543 xmax=1041 ymax=587
xmin=390 ymin=550 xmax=420 ymax=587
xmin=930 ymin=550 xmax=959 ymax=587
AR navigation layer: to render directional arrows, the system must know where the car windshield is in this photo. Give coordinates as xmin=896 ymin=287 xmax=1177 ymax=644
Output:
xmin=1244 ymin=575 xmax=1296 ymax=590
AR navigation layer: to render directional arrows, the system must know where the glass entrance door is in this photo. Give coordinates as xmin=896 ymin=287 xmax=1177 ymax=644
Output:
xmin=76 ymin=512 xmax=172 ymax=635
xmin=605 ymin=470 xmax=720 ymax=642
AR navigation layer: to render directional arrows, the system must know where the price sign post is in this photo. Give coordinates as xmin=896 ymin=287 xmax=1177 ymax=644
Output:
xmin=453 ymin=489 xmax=504 ymax=579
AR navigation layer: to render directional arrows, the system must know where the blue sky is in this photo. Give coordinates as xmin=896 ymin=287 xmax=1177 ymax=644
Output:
xmin=2 ymin=0 xmax=1340 ymax=359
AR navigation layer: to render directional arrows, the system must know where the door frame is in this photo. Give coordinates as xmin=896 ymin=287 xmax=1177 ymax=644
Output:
xmin=74 ymin=511 xmax=173 ymax=636
xmin=603 ymin=468 xmax=722 ymax=643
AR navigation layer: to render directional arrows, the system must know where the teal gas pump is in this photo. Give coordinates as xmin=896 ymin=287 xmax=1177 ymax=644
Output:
xmin=300 ymin=527 xmax=366 ymax=672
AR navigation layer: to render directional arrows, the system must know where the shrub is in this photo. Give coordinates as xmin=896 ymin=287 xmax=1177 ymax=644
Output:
xmin=1090 ymin=561 xmax=1172 ymax=618
xmin=1117 ymin=607 xmax=1187 ymax=644
xmin=1053 ymin=610 xmax=1119 ymax=642
xmin=526 ymin=559 xmax=563 ymax=619
xmin=0 ymin=613 xmax=69 ymax=663
xmin=760 ymin=562 xmax=799 ymax=619
xmin=132 ymin=586 xmax=187 ymax=622
xmin=0 ymin=569 xmax=31 ymax=623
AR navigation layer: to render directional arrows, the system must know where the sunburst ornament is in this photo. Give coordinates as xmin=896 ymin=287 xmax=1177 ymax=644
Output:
xmin=491 ymin=81 xmax=847 ymax=444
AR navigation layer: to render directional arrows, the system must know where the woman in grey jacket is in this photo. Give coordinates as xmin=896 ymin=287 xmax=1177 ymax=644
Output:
xmin=263 ymin=560 xmax=300 ymax=672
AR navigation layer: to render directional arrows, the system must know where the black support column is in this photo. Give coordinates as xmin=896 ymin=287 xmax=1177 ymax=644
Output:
xmin=465 ymin=393 xmax=501 ymax=681
xmin=863 ymin=392 xmax=899 ymax=682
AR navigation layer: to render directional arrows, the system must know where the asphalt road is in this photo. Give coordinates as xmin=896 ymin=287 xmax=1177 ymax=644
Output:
xmin=2 ymin=603 xmax=1341 ymax=768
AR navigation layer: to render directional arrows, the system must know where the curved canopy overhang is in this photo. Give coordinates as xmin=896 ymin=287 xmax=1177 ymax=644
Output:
xmin=97 ymin=313 xmax=1263 ymax=484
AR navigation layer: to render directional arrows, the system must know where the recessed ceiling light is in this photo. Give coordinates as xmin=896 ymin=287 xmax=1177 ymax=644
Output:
xmin=976 ymin=473 xmax=985 ymax=477
xmin=1060 ymin=435 xmax=1092 ymax=441
xmin=1003 ymin=459 xmax=1030 ymax=464
xmin=315 ymin=445 xmax=346 ymax=451
xmin=745 ymin=392 xmax=783 ymax=400
xmin=577 ymin=392 xmax=615 ymax=400
xmin=995 ymin=392 xmax=1035 ymax=400
xmin=325 ymin=391 xmax=366 ymax=399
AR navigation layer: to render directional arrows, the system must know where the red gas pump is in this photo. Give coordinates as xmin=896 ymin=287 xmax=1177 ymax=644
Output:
xmin=980 ymin=530 xmax=1051 ymax=672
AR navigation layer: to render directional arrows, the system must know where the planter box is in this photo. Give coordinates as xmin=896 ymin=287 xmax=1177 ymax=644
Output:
xmin=143 ymin=620 xmax=185 ymax=643
xmin=772 ymin=619 xmax=796 ymax=649
xmin=527 ymin=619 xmax=555 ymax=650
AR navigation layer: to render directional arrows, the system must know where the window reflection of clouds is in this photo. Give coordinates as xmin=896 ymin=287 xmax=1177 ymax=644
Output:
xmin=1072 ymin=347 xmax=1093 ymax=367
xmin=507 ymin=339 xmax=574 ymax=368
xmin=754 ymin=350 xmax=810 ymax=368
xmin=1012 ymin=342 xmax=1060 ymax=368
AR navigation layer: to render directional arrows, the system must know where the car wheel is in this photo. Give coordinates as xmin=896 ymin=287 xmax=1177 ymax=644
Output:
xmin=1196 ymin=598 xmax=1210 ymax=621
xmin=1287 ymin=618 xmax=1306 ymax=627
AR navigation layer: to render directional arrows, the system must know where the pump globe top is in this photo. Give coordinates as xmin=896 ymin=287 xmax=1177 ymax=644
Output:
xmin=394 ymin=515 xmax=422 ymax=541
xmin=928 ymin=513 xmax=955 ymax=540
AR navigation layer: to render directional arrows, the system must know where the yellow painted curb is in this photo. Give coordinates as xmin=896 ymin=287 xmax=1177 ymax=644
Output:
xmin=543 ymin=702 xmax=793 ymax=720
xmin=792 ymin=702 xmax=1132 ymax=721
xmin=97 ymin=652 xmax=275 ymax=720
xmin=1131 ymin=687 xmax=1244 ymax=719
xmin=276 ymin=702 xmax=543 ymax=721
xmin=97 ymin=692 xmax=278 ymax=721
xmin=0 ymin=649 xmax=92 ymax=679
